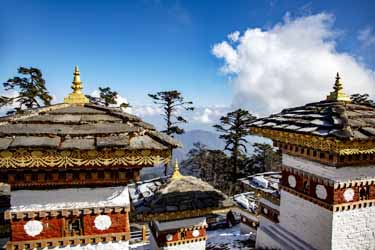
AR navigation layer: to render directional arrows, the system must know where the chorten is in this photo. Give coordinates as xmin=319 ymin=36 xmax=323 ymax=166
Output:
xmin=250 ymin=73 xmax=375 ymax=250
xmin=0 ymin=67 xmax=180 ymax=250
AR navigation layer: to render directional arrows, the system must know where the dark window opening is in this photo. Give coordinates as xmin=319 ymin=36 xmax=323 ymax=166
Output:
xmin=359 ymin=187 xmax=369 ymax=200
xmin=66 ymin=218 xmax=83 ymax=236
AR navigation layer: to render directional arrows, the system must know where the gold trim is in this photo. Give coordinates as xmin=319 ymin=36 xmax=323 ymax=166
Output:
xmin=250 ymin=127 xmax=375 ymax=155
xmin=0 ymin=149 xmax=171 ymax=169
xmin=326 ymin=73 xmax=351 ymax=102
xmin=64 ymin=66 xmax=89 ymax=104
xmin=171 ymin=159 xmax=182 ymax=180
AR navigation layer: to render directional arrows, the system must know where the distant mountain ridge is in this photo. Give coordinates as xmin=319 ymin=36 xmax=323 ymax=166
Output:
xmin=141 ymin=129 xmax=225 ymax=179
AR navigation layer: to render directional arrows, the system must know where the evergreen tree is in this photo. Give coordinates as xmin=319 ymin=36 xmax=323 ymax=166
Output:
xmin=1 ymin=67 xmax=52 ymax=115
xmin=213 ymin=109 xmax=256 ymax=193
xmin=148 ymin=90 xmax=194 ymax=135
xmin=251 ymin=143 xmax=281 ymax=173
xmin=350 ymin=93 xmax=375 ymax=107
xmin=86 ymin=87 xmax=130 ymax=108
xmin=181 ymin=143 xmax=230 ymax=192
xmin=148 ymin=90 xmax=194 ymax=176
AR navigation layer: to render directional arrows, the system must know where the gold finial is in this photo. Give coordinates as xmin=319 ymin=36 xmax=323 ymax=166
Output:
xmin=171 ymin=159 xmax=183 ymax=180
xmin=64 ymin=66 xmax=89 ymax=104
xmin=326 ymin=72 xmax=351 ymax=102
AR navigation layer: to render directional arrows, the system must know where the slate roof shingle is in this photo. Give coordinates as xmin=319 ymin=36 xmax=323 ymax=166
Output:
xmin=0 ymin=103 xmax=181 ymax=150
xmin=250 ymin=101 xmax=375 ymax=140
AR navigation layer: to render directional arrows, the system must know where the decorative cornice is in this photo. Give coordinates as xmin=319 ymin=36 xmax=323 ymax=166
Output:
xmin=250 ymin=127 xmax=375 ymax=155
xmin=6 ymin=232 xmax=130 ymax=250
xmin=165 ymin=236 xmax=207 ymax=247
xmin=333 ymin=199 xmax=375 ymax=212
xmin=0 ymin=148 xmax=171 ymax=169
xmin=5 ymin=206 xmax=130 ymax=220
xmin=281 ymin=185 xmax=333 ymax=211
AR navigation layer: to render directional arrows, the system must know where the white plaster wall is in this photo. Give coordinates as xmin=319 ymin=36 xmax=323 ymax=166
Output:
xmin=279 ymin=190 xmax=332 ymax=250
xmin=255 ymin=217 xmax=282 ymax=250
xmin=240 ymin=223 xmax=257 ymax=234
xmin=332 ymin=206 xmax=375 ymax=250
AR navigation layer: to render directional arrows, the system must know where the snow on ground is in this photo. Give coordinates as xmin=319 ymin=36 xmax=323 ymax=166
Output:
xmin=206 ymin=224 xmax=256 ymax=250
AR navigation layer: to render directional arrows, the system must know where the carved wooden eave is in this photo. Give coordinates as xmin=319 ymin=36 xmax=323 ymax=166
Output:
xmin=4 ymin=205 xmax=130 ymax=220
xmin=6 ymin=232 xmax=130 ymax=250
xmin=250 ymin=127 xmax=375 ymax=155
xmin=0 ymin=148 xmax=171 ymax=169
xmin=164 ymin=236 xmax=208 ymax=248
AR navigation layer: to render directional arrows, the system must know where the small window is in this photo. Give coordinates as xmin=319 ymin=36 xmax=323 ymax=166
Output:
xmin=66 ymin=218 xmax=83 ymax=236
xmin=359 ymin=187 xmax=369 ymax=200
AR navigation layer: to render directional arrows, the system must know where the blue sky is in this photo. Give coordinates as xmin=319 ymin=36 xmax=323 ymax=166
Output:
xmin=0 ymin=0 xmax=374 ymax=131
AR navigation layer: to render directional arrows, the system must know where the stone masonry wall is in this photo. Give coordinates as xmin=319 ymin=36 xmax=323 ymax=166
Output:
xmin=279 ymin=190 xmax=333 ymax=250
xmin=332 ymin=206 xmax=375 ymax=250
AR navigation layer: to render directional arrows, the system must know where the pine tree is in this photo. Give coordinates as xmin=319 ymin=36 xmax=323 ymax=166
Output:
xmin=86 ymin=87 xmax=130 ymax=108
xmin=251 ymin=143 xmax=281 ymax=173
xmin=1 ymin=67 xmax=52 ymax=115
xmin=148 ymin=90 xmax=194 ymax=175
xmin=213 ymin=109 xmax=256 ymax=193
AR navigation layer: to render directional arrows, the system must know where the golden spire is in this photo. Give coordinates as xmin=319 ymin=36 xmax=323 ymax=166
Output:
xmin=326 ymin=72 xmax=351 ymax=102
xmin=64 ymin=66 xmax=89 ymax=104
xmin=171 ymin=159 xmax=183 ymax=180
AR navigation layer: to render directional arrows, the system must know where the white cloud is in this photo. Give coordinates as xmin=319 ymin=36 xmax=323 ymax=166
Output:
xmin=228 ymin=31 xmax=240 ymax=42
xmin=193 ymin=107 xmax=227 ymax=124
xmin=212 ymin=13 xmax=375 ymax=114
xmin=131 ymin=105 xmax=163 ymax=117
xmin=358 ymin=26 xmax=375 ymax=47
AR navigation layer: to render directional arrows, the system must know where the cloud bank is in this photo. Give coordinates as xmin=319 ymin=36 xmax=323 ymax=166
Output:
xmin=212 ymin=13 xmax=375 ymax=115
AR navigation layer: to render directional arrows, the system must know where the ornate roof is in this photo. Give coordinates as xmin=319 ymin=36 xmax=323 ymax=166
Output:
xmin=0 ymin=103 xmax=180 ymax=151
xmin=0 ymin=67 xmax=181 ymax=151
xmin=250 ymin=74 xmax=375 ymax=141
xmin=129 ymin=162 xmax=233 ymax=221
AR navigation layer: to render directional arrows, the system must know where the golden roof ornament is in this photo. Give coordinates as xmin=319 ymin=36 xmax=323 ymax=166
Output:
xmin=326 ymin=72 xmax=351 ymax=102
xmin=64 ymin=66 xmax=89 ymax=104
xmin=171 ymin=159 xmax=183 ymax=180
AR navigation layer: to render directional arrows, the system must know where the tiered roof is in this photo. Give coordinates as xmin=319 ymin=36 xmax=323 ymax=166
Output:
xmin=0 ymin=66 xmax=180 ymax=169
xmin=250 ymin=74 xmax=375 ymax=156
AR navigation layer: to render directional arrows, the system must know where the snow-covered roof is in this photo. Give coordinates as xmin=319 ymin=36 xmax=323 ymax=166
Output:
xmin=239 ymin=172 xmax=281 ymax=197
xmin=232 ymin=192 xmax=257 ymax=214
xmin=10 ymin=186 xmax=130 ymax=213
